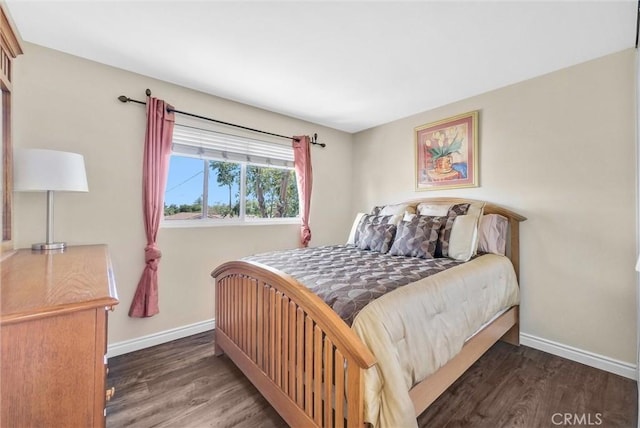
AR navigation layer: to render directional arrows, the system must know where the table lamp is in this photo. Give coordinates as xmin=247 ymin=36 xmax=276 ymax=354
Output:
xmin=13 ymin=148 xmax=88 ymax=250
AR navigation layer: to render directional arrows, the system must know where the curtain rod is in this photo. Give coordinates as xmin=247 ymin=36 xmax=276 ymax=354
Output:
xmin=117 ymin=89 xmax=325 ymax=147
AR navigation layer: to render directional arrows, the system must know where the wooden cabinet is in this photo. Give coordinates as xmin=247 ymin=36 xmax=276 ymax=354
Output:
xmin=0 ymin=245 xmax=118 ymax=427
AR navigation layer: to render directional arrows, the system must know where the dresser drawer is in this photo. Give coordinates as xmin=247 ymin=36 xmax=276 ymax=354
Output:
xmin=1 ymin=310 xmax=100 ymax=427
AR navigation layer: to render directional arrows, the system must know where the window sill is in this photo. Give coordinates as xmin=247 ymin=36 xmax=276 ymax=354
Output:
xmin=160 ymin=218 xmax=300 ymax=229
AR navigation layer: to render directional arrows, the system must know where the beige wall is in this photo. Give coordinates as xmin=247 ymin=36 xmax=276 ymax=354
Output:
xmin=12 ymin=43 xmax=354 ymax=344
xmin=352 ymin=49 xmax=637 ymax=363
xmin=11 ymin=42 xmax=637 ymax=365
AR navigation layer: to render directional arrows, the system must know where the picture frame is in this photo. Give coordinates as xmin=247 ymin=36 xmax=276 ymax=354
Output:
xmin=415 ymin=111 xmax=478 ymax=191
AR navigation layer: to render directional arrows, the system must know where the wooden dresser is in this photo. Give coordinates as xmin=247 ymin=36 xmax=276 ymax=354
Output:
xmin=0 ymin=244 xmax=119 ymax=427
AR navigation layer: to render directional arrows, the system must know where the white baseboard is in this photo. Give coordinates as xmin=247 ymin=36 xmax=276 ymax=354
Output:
xmin=107 ymin=319 xmax=216 ymax=358
xmin=520 ymin=333 xmax=637 ymax=380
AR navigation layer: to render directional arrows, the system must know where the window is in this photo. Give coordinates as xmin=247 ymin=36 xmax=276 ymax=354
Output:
xmin=163 ymin=125 xmax=299 ymax=224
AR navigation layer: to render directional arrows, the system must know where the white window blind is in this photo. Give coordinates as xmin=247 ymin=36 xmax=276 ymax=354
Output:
xmin=172 ymin=124 xmax=294 ymax=168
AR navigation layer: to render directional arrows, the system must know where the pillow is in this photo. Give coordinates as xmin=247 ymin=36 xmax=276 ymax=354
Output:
xmin=347 ymin=213 xmax=367 ymax=245
xmin=417 ymin=203 xmax=451 ymax=217
xmin=448 ymin=216 xmax=479 ymax=261
xmin=438 ymin=203 xmax=470 ymax=258
xmin=417 ymin=201 xmax=486 ymax=261
xmin=403 ymin=212 xmax=417 ymax=222
xmin=388 ymin=215 xmax=443 ymax=259
xmin=358 ymin=223 xmax=397 ymax=253
xmin=477 ymin=214 xmax=508 ymax=255
xmin=444 ymin=202 xmax=485 ymax=261
xmin=417 ymin=201 xmax=484 ymax=221
xmin=372 ymin=203 xmax=417 ymax=216
xmin=353 ymin=213 xmax=403 ymax=246
xmin=379 ymin=203 xmax=416 ymax=216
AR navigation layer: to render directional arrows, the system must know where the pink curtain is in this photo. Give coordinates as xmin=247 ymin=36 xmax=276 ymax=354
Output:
xmin=129 ymin=98 xmax=175 ymax=318
xmin=292 ymin=135 xmax=312 ymax=247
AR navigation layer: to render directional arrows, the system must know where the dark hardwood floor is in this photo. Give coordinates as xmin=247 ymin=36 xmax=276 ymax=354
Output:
xmin=106 ymin=331 xmax=637 ymax=428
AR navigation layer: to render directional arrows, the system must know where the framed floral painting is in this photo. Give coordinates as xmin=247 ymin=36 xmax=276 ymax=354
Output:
xmin=415 ymin=111 xmax=478 ymax=191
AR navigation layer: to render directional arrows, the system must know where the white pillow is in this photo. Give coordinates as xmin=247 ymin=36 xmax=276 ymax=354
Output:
xmin=347 ymin=213 xmax=366 ymax=245
xmin=421 ymin=201 xmax=485 ymax=261
xmin=403 ymin=212 xmax=417 ymax=222
xmin=417 ymin=201 xmax=485 ymax=220
xmin=465 ymin=202 xmax=485 ymax=257
xmin=416 ymin=203 xmax=450 ymax=217
xmin=448 ymin=215 xmax=480 ymax=261
xmin=379 ymin=203 xmax=416 ymax=216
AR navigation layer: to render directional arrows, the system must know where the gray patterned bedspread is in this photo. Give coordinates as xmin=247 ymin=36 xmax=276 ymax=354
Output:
xmin=244 ymin=245 xmax=465 ymax=326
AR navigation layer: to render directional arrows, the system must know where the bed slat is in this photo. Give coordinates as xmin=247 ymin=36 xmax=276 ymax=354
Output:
xmin=250 ymin=278 xmax=257 ymax=362
xmin=324 ymin=337 xmax=334 ymax=428
xmin=304 ymin=315 xmax=314 ymax=416
xmin=346 ymin=359 xmax=364 ymax=428
xmin=335 ymin=348 xmax=345 ymax=428
xmin=275 ymin=292 xmax=283 ymax=387
xmin=288 ymin=302 xmax=297 ymax=400
xmin=269 ymin=288 xmax=276 ymax=380
xmin=296 ymin=307 xmax=304 ymax=408
xmin=240 ymin=277 xmax=246 ymax=352
xmin=313 ymin=324 xmax=323 ymax=425
xmin=257 ymin=281 xmax=264 ymax=367
xmin=262 ymin=283 xmax=269 ymax=370
xmin=282 ymin=295 xmax=289 ymax=393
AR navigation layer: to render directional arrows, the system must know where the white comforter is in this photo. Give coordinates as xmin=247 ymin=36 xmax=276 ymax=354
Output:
xmin=351 ymin=254 xmax=520 ymax=428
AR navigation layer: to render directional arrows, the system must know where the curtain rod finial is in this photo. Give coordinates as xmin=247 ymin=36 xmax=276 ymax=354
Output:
xmin=145 ymin=89 xmax=151 ymax=96
xmin=117 ymin=95 xmax=129 ymax=103
xmin=309 ymin=132 xmax=325 ymax=147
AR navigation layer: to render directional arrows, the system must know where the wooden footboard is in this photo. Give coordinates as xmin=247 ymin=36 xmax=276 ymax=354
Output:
xmin=212 ymin=261 xmax=376 ymax=428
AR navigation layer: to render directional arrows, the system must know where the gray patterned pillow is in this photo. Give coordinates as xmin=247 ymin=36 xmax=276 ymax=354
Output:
xmin=438 ymin=203 xmax=470 ymax=257
xmin=354 ymin=214 xmax=396 ymax=245
xmin=389 ymin=215 xmax=443 ymax=258
xmin=358 ymin=223 xmax=397 ymax=253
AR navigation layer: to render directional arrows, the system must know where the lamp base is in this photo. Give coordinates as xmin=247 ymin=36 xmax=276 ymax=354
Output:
xmin=31 ymin=242 xmax=66 ymax=251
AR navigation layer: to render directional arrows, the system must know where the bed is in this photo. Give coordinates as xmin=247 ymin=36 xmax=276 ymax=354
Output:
xmin=211 ymin=197 xmax=526 ymax=427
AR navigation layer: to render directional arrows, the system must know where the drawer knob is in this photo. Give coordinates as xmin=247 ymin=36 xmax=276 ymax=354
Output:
xmin=106 ymin=386 xmax=115 ymax=402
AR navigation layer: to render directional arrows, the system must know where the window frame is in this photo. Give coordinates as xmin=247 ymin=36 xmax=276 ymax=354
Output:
xmin=161 ymin=152 xmax=300 ymax=229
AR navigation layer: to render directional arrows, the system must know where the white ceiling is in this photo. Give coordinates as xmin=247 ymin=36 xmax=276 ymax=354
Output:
xmin=5 ymin=1 xmax=637 ymax=133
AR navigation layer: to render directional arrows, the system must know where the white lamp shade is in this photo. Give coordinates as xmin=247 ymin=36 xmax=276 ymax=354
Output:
xmin=14 ymin=149 xmax=88 ymax=192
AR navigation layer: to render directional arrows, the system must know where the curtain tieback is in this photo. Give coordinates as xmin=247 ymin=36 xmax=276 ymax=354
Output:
xmin=144 ymin=244 xmax=162 ymax=270
xmin=301 ymin=226 xmax=311 ymax=247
